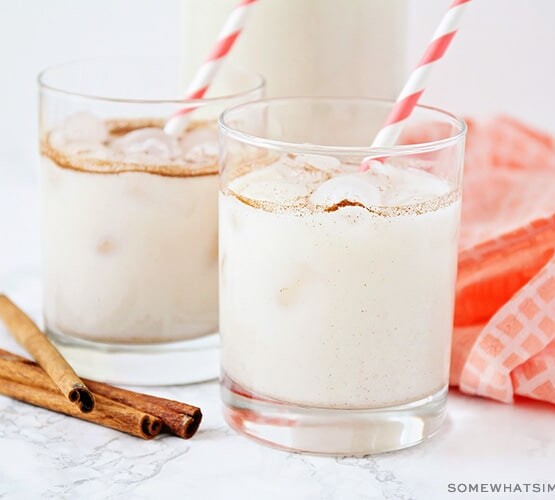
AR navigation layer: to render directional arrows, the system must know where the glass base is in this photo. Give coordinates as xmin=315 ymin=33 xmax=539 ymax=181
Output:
xmin=221 ymin=373 xmax=447 ymax=456
xmin=47 ymin=327 xmax=220 ymax=386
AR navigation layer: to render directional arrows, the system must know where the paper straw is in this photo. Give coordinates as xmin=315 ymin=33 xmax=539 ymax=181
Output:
xmin=370 ymin=0 xmax=471 ymax=152
xmin=164 ymin=0 xmax=257 ymax=136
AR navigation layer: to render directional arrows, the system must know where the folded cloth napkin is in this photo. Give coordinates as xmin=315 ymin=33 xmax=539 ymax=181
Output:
xmin=451 ymin=116 xmax=555 ymax=404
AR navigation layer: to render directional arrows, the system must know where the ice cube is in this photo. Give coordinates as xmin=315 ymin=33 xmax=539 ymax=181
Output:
xmin=367 ymin=161 xmax=450 ymax=205
xmin=295 ymin=154 xmax=341 ymax=173
xmin=50 ymin=112 xmax=108 ymax=148
xmin=113 ymin=128 xmax=182 ymax=160
xmin=181 ymin=127 xmax=219 ymax=162
xmin=184 ymin=140 xmax=219 ymax=160
xmin=229 ymin=162 xmax=312 ymax=203
xmin=180 ymin=127 xmax=219 ymax=155
xmin=56 ymin=142 xmax=110 ymax=157
xmin=310 ymin=173 xmax=383 ymax=208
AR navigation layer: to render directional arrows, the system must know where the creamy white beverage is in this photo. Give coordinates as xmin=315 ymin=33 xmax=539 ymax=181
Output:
xmin=220 ymin=154 xmax=460 ymax=408
xmin=41 ymin=113 xmax=219 ymax=343
xmin=181 ymin=0 xmax=407 ymax=98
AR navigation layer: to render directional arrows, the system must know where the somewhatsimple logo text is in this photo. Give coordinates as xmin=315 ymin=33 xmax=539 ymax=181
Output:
xmin=447 ymin=483 xmax=555 ymax=494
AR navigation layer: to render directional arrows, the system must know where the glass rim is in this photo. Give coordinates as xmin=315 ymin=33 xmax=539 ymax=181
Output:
xmin=37 ymin=56 xmax=266 ymax=105
xmin=219 ymin=96 xmax=467 ymax=156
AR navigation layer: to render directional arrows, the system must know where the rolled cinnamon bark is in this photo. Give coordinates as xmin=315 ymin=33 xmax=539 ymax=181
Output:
xmin=0 ymin=295 xmax=94 ymax=412
xmin=0 ymin=377 xmax=161 ymax=439
xmin=84 ymin=380 xmax=202 ymax=439
xmin=0 ymin=350 xmax=202 ymax=439
xmin=0 ymin=351 xmax=61 ymax=389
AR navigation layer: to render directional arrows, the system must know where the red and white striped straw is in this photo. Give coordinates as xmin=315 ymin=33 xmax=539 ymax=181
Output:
xmin=371 ymin=0 xmax=471 ymax=149
xmin=164 ymin=0 xmax=257 ymax=136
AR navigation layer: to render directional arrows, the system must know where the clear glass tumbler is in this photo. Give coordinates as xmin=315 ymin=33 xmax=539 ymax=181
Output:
xmin=219 ymin=97 xmax=466 ymax=455
xmin=38 ymin=57 xmax=264 ymax=385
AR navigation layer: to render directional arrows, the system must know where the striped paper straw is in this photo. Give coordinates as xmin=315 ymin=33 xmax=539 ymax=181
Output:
xmin=164 ymin=0 xmax=257 ymax=136
xmin=371 ymin=0 xmax=471 ymax=149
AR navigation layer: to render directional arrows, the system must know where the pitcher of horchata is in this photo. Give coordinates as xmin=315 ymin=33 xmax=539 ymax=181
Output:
xmin=181 ymin=0 xmax=408 ymax=98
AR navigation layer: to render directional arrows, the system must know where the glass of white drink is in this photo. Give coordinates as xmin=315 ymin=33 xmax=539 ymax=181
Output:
xmin=38 ymin=57 xmax=263 ymax=385
xmin=219 ymin=97 xmax=466 ymax=455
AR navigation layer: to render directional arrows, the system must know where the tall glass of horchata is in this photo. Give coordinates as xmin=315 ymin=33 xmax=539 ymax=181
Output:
xmin=219 ymin=97 xmax=465 ymax=455
xmin=39 ymin=57 xmax=264 ymax=385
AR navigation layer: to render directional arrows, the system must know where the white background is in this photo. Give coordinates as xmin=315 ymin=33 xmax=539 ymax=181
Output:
xmin=407 ymin=0 xmax=555 ymax=131
xmin=0 ymin=0 xmax=554 ymax=162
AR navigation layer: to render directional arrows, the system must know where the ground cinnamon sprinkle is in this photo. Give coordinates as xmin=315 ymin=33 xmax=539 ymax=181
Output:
xmin=40 ymin=118 xmax=218 ymax=178
xmin=324 ymin=199 xmax=366 ymax=212
xmin=225 ymin=186 xmax=460 ymax=218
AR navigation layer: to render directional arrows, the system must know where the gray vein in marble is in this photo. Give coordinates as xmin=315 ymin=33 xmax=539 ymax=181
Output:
xmin=336 ymin=457 xmax=416 ymax=500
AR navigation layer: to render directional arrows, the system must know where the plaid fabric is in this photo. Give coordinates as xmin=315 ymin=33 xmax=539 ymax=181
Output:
xmin=451 ymin=116 xmax=555 ymax=404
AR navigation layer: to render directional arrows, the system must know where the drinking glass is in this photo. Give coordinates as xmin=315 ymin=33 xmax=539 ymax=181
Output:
xmin=39 ymin=56 xmax=264 ymax=385
xmin=218 ymin=97 xmax=466 ymax=455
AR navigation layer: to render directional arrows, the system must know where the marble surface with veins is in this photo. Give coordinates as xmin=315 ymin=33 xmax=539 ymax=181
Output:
xmin=1 ymin=153 xmax=554 ymax=500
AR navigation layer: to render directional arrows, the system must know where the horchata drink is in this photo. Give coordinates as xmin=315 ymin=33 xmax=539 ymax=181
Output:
xmin=41 ymin=117 xmax=219 ymax=344
xmin=38 ymin=57 xmax=263 ymax=385
xmin=219 ymin=98 xmax=466 ymax=455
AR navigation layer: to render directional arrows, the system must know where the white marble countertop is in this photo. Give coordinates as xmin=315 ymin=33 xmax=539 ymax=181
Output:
xmin=1 ymin=153 xmax=554 ymax=500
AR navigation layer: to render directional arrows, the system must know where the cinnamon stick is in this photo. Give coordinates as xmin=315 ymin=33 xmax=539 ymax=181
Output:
xmin=84 ymin=380 xmax=202 ymax=439
xmin=0 ymin=377 xmax=161 ymax=439
xmin=0 ymin=349 xmax=202 ymax=439
xmin=0 ymin=295 xmax=94 ymax=412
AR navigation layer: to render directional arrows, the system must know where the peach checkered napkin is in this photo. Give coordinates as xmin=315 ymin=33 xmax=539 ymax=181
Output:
xmin=459 ymin=259 xmax=555 ymax=403
xmin=451 ymin=116 xmax=555 ymax=404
